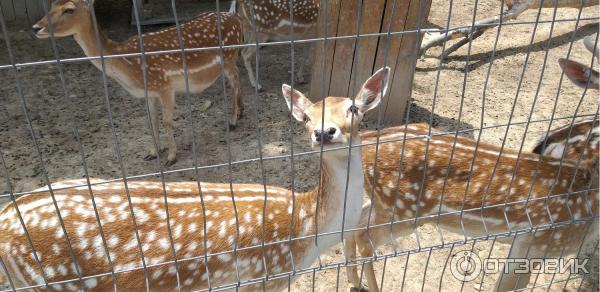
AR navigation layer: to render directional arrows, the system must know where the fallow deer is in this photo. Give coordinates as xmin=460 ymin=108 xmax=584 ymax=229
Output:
xmin=344 ymin=120 xmax=598 ymax=291
xmin=0 ymin=68 xmax=389 ymax=291
xmin=32 ymin=0 xmax=244 ymax=166
xmin=420 ymin=0 xmax=599 ymax=58
xmin=235 ymin=0 xmax=320 ymax=89
xmin=345 ymin=39 xmax=599 ymax=291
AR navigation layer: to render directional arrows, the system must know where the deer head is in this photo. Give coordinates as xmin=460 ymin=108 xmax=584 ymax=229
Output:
xmin=32 ymin=0 xmax=94 ymax=38
xmin=282 ymin=67 xmax=389 ymax=149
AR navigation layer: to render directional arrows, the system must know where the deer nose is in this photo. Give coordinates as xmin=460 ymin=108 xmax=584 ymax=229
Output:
xmin=313 ymin=127 xmax=337 ymax=143
xmin=32 ymin=25 xmax=43 ymax=34
xmin=326 ymin=127 xmax=337 ymax=136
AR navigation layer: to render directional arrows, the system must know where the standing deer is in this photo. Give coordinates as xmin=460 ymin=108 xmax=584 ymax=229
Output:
xmin=345 ymin=39 xmax=599 ymax=292
xmin=0 ymin=68 xmax=389 ymax=291
xmin=420 ymin=0 xmax=599 ymax=58
xmin=235 ymin=0 xmax=320 ymax=89
xmin=344 ymin=121 xmax=598 ymax=291
xmin=32 ymin=0 xmax=244 ymax=166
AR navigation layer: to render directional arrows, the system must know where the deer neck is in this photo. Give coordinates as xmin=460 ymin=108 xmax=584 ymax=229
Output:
xmin=72 ymin=14 xmax=121 ymax=70
xmin=311 ymin=137 xmax=365 ymax=241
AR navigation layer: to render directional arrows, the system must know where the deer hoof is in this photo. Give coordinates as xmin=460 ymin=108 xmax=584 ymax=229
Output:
xmin=143 ymin=154 xmax=157 ymax=161
xmin=164 ymin=158 xmax=177 ymax=167
xmin=296 ymin=76 xmax=306 ymax=84
xmin=350 ymin=286 xmax=369 ymax=292
xmin=253 ymin=83 xmax=263 ymax=91
xmin=229 ymin=123 xmax=237 ymax=130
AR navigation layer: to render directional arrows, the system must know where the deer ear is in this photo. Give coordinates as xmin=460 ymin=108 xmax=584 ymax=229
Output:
xmin=282 ymin=84 xmax=313 ymax=122
xmin=355 ymin=67 xmax=390 ymax=113
xmin=559 ymin=58 xmax=600 ymax=89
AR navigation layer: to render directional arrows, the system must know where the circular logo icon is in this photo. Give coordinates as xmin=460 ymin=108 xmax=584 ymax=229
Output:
xmin=450 ymin=251 xmax=482 ymax=282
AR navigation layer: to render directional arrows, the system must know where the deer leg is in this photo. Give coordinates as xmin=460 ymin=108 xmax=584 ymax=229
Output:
xmin=344 ymin=233 xmax=362 ymax=289
xmin=224 ymin=63 xmax=242 ymax=128
xmin=347 ymin=206 xmax=382 ymax=292
xmin=495 ymin=233 xmax=534 ymax=292
xmin=242 ymin=33 xmax=267 ymax=91
xmin=241 ymin=46 xmax=259 ymax=90
xmin=144 ymin=95 xmax=161 ymax=161
xmin=161 ymin=92 xmax=177 ymax=167
xmin=354 ymin=226 xmax=388 ymax=292
xmin=419 ymin=2 xmax=528 ymax=58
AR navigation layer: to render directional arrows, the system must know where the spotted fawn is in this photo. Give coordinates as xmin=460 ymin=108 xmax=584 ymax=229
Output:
xmin=33 ymin=0 xmax=244 ymax=166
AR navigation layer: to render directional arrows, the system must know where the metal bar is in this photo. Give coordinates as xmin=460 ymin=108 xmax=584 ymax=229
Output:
xmin=38 ymin=0 xmax=120 ymax=288
xmin=286 ymin=1 xmax=298 ymax=289
xmin=0 ymin=1 xmax=85 ymax=289
xmin=0 ymin=6 xmax=51 ymax=291
xmin=86 ymin=1 xmax=152 ymax=290
xmin=358 ymin=0 xmax=402 ymax=286
xmin=212 ymin=1 xmax=242 ymax=289
xmin=166 ymin=0 xmax=216 ymax=290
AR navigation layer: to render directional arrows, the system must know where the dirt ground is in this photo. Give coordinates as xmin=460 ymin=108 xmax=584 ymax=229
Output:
xmin=0 ymin=0 xmax=598 ymax=291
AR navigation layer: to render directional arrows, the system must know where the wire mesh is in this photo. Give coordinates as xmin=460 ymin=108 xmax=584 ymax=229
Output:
xmin=0 ymin=0 xmax=598 ymax=291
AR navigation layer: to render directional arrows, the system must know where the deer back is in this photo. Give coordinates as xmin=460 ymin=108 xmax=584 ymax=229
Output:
xmin=238 ymin=0 xmax=319 ymax=37
xmin=0 ymin=180 xmax=315 ymax=291
xmin=360 ymin=123 xmax=596 ymax=237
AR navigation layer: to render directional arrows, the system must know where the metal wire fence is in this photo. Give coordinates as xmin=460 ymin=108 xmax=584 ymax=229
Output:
xmin=0 ymin=0 xmax=598 ymax=291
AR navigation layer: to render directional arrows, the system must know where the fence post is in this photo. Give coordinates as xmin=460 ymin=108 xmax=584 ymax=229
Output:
xmin=309 ymin=0 xmax=432 ymax=125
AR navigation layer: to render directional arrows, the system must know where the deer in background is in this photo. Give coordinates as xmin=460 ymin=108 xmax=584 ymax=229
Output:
xmin=0 ymin=68 xmax=389 ymax=291
xmin=345 ymin=37 xmax=599 ymax=292
xmin=234 ymin=0 xmax=319 ymax=90
xmin=420 ymin=0 xmax=599 ymax=58
xmin=32 ymin=0 xmax=244 ymax=166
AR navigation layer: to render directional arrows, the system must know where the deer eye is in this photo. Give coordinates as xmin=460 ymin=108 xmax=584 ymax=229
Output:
xmin=63 ymin=8 xmax=75 ymax=14
xmin=304 ymin=115 xmax=312 ymax=124
xmin=348 ymin=105 xmax=359 ymax=115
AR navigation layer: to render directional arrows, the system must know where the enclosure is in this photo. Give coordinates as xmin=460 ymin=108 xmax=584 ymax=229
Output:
xmin=0 ymin=0 xmax=598 ymax=291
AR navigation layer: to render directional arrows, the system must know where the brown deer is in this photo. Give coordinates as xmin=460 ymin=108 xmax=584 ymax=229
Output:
xmin=344 ymin=121 xmax=598 ymax=291
xmin=530 ymin=118 xmax=600 ymax=291
xmin=32 ymin=0 xmax=244 ymax=166
xmin=345 ymin=39 xmax=599 ymax=292
xmin=0 ymin=68 xmax=389 ymax=291
xmin=420 ymin=0 xmax=599 ymax=58
xmin=235 ymin=0 xmax=319 ymax=89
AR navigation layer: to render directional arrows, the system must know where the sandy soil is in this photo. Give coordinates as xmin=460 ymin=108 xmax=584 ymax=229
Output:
xmin=0 ymin=0 xmax=598 ymax=291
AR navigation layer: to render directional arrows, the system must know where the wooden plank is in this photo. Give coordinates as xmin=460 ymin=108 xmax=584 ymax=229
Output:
xmin=328 ymin=0 xmax=360 ymax=97
xmin=12 ymin=0 xmax=27 ymax=25
xmin=347 ymin=0 xmax=386 ymax=97
xmin=309 ymin=0 xmax=342 ymax=100
xmin=367 ymin=0 xmax=412 ymax=122
xmin=309 ymin=0 xmax=432 ymax=124
xmin=0 ymin=0 xmax=15 ymax=22
xmin=30 ymin=0 xmax=46 ymax=25
xmin=383 ymin=0 xmax=432 ymax=125
xmin=373 ymin=0 xmax=412 ymax=74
